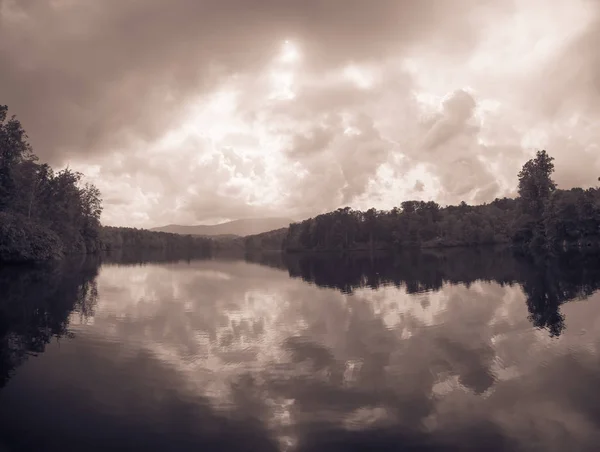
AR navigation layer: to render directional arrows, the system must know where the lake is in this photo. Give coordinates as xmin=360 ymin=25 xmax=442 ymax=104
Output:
xmin=1 ymin=248 xmax=600 ymax=451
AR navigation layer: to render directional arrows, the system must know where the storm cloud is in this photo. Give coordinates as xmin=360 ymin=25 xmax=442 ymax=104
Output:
xmin=0 ymin=0 xmax=504 ymax=160
xmin=1 ymin=0 xmax=598 ymax=226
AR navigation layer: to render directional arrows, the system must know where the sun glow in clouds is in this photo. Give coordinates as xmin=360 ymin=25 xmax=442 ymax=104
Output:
xmin=269 ymin=40 xmax=301 ymax=100
xmin=88 ymin=0 xmax=600 ymax=229
xmin=207 ymin=89 xmax=238 ymax=115
xmin=343 ymin=65 xmax=375 ymax=90
xmin=269 ymin=71 xmax=296 ymax=100
xmin=155 ymin=88 xmax=242 ymax=149
xmin=104 ymin=38 xmax=306 ymax=227
xmin=280 ymin=40 xmax=300 ymax=64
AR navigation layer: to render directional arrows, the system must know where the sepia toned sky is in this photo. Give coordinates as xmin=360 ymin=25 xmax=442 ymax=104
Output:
xmin=1 ymin=0 xmax=599 ymax=227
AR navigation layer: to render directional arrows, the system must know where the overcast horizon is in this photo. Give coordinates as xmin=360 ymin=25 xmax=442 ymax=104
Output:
xmin=1 ymin=0 xmax=599 ymax=228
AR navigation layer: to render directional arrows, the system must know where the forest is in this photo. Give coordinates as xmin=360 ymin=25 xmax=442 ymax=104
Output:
xmin=2 ymin=103 xmax=599 ymax=262
xmin=99 ymin=226 xmax=212 ymax=256
xmin=0 ymin=105 xmax=104 ymax=262
xmin=281 ymin=151 xmax=600 ymax=252
xmin=0 ymin=105 xmax=212 ymax=263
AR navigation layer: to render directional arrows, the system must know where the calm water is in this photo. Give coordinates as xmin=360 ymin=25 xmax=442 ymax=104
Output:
xmin=1 ymin=248 xmax=600 ymax=451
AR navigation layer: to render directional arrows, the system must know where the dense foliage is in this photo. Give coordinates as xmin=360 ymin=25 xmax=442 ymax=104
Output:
xmin=0 ymin=105 xmax=215 ymax=263
xmin=0 ymin=105 xmax=103 ymax=261
xmin=245 ymin=227 xmax=288 ymax=251
xmin=282 ymin=150 xmax=600 ymax=252
xmin=100 ymin=226 xmax=213 ymax=256
xmin=0 ymin=212 xmax=64 ymax=262
xmin=283 ymin=200 xmax=516 ymax=251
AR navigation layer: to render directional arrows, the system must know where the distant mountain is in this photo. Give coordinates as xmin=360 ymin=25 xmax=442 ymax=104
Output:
xmin=151 ymin=217 xmax=294 ymax=237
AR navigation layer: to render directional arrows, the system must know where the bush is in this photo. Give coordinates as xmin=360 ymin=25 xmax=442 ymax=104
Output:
xmin=0 ymin=212 xmax=64 ymax=263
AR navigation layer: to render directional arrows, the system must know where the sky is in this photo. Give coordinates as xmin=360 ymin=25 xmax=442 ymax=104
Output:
xmin=1 ymin=0 xmax=599 ymax=228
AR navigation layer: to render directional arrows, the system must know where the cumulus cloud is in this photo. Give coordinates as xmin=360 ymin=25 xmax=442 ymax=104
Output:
xmin=81 ymin=136 xmax=285 ymax=226
xmin=0 ymin=0 xmax=504 ymax=162
xmin=282 ymin=112 xmax=393 ymax=212
xmin=2 ymin=0 xmax=599 ymax=226
xmin=385 ymin=89 xmax=515 ymax=205
xmin=414 ymin=180 xmax=425 ymax=192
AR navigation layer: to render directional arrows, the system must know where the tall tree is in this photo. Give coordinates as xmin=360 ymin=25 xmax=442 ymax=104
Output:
xmin=515 ymin=150 xmax=557 ymax=247
xmin=517 ymin=150 xmax=556 ymax=218
xmin=0 ymin=105 xmax=36 ymax=210
xmin=0 ymin=105 xmax=105 ymax=259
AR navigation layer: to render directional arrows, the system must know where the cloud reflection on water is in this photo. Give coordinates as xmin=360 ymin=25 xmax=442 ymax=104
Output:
xmin=72 ymin=255 xmax=600 ymax=451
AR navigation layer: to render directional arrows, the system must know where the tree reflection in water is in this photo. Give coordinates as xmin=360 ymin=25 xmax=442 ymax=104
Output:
xmin=247 ymin=247 xmax=600 ymax=338
xmin=1 ymin=248 xmax=600 ymax=451
xmin=0 ymin=256 xmax=100 ymax=388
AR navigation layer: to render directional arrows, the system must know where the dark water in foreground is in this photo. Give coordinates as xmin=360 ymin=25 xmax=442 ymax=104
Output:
xmin=1 ymin=248 xmax=600 ymax=451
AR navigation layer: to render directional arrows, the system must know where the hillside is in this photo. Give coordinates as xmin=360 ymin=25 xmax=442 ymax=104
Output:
xmin=245 ymin=227 xmax=289 ymax=251
xmin=151 ymin=217 xmax=294 ymax=237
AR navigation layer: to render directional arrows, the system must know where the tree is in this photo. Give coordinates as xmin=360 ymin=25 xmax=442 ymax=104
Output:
xmin=515 ymin=150 xmax=557 ymax=248
xmin=0 ymin=105 xmax=36 ymax=210
xmin=279 ymin=148 xmax=600 ymax=253
xmin=364 ymin=208 xmax=378 ymax=250
xmin=517 ymin=150 xmax=556 ymax=218
xmin=0 ymin=105 xmax=107 ymax=260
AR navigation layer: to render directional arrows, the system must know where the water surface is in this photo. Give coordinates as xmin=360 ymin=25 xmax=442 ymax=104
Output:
xmin=1 ymin=249 xmax=600 ymax=451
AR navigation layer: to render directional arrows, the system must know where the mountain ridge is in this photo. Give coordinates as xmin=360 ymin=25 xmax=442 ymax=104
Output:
xmin=151 ymin=217 xmax=294 ymax=237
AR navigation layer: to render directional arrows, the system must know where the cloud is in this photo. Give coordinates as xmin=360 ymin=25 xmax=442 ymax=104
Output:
xmin=4 ymin=0 xmax=599 ymax=226
xmin=0 ymin=0 xmax=506 ymax=164
xmin=414 ymin=180 xmax=425 ymax=192
xmin=287 ymin=126 xmax=335 ymax=160
xmin=392 ymin=89 xmax=520 ymax=205
xmin=80 ymin=136 xmax=282 ymax=227
xmin=421 ymin=90 xmax=479 ymax=153
xmin=548 ymin=133 xmax=600 ymax=189
xmin=283 ymin=112 xmax=393 ymax=212
xmin=528 ymin=13 xmax=600 ymax=121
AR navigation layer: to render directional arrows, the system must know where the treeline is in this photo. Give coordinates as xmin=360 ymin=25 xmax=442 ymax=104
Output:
xmin=0 ymin=105 xmax=103 ymax=262
xmin=283 ymin=151 xmax=600 ymax=252
xmin=99 ymin=226 xmax=213 ymax=256
xmin=245 ymin=227 xmax=289 ymax=251
xmin=100 ymin=246 xmax=210 ymax=267
xmin=283 ymin=200 xmax=517 ymax=252
xmin=0 ymin=105 xmax=217 ymax=263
